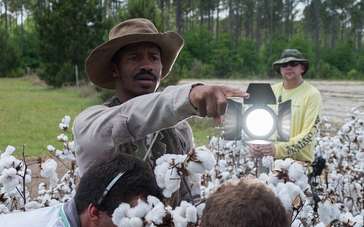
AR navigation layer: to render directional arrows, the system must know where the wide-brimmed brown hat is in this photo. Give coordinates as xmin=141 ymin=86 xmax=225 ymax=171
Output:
xmin=272 ymin=49 xmax=309 ymax=75
xmin=85 ymin=18 xmax=184 ymax=89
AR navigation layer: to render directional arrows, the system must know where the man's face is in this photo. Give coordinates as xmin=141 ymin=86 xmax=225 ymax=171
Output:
xmin=279 ymin=61 xmax=304 ymax=81
xmin=112 ymin=42 xmax=162 ymax=100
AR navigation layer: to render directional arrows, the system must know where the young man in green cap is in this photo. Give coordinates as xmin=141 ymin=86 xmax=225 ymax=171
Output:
xmin=250 ymin=49 xmax=322 ymax=163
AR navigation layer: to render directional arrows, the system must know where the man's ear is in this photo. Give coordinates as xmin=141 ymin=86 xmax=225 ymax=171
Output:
xmin=87 ymin=203 xmax=102 ymax=221
xmin=111 ymin=63 xmax=120 ymax=78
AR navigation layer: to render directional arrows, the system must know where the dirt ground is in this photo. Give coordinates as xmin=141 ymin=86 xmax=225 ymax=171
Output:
xmin=180 ymin=79 xmax=364 ymax=124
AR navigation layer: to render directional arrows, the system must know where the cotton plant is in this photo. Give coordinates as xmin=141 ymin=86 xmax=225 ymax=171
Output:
xmin=154 ymin=147 xmax=216 ymax=198
xmin=40 ymin=159 xmax=58 ymax=187
xmin=200 ymin=106 xmax=364 ymax=226
xmin=59 ymin=115 xmax=71 ymax=131
xmin=2 ymin=108 xmax=364 ymax=227
xmin=0 ymin=145 xmax=32 ymax=212
xmin=112 ymin=196 xmax=199 ymax=227
xmin=0 ymin=116 xmax=78 ymax=213
xmin=47 ymin=115 xmax=76 ymax=161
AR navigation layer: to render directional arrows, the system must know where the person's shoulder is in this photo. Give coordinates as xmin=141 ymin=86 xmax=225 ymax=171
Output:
xmin=271 ymin=81 xmax=283 ymax=92
xmin=302 ymin=81 xmax=320 ymax=95
xmin=78 ymin=104 xmax=109 ymax=115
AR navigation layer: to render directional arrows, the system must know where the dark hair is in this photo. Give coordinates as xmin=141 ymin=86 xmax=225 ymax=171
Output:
xmin=200 ymin=179 xmax=290 ymax=227
xmin=74 ymin=153 xmax=162 ymax=215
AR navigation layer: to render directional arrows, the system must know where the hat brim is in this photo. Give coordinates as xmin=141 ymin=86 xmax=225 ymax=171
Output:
xmin=85 ymin=32 xmax=184 ymax=89
xmin=272 ymin=57 xmax=309 ymax=75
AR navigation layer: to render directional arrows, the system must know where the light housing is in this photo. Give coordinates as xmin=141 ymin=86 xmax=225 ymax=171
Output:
xmin=223 ymin=83 xmax=291 ymax=143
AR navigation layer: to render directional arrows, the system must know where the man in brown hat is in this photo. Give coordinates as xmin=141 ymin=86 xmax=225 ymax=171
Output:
xmin=73 ymin=18 xmax=248 ymax=200
xmin=250 ymin=49 xmax=321 ymax=163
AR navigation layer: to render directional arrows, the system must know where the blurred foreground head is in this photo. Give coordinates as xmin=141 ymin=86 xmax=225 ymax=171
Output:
xmin=75 ymin=152 xmax=162 ymax=227
xmin=200 ymin=178 xmax=290 ymax=227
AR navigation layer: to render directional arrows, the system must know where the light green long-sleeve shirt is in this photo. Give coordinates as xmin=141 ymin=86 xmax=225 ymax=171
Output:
xmin=272 ymin=81 xmax=322 ymax=163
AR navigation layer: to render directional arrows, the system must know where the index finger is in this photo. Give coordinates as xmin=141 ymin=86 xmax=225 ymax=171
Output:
xmin=222 ymin=87 xmax=249 ymax=98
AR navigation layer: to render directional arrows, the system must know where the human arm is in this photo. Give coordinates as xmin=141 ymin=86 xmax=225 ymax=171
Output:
xmin=274 ymin=91 xmax=321 ymax=162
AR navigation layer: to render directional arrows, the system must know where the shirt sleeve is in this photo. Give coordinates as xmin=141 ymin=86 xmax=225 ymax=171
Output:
xmin=72 ymin=84 xmax=198 ymax=175
xmin=275 ymin=91 xmax=321 ymax=162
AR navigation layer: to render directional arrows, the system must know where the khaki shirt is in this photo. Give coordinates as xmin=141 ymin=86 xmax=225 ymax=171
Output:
xmin=73 ymin=84 xmax=198 ymax=176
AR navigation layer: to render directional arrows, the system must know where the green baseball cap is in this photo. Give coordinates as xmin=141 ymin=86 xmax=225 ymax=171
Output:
xmin=272 ymin=49 xmax=309 ymax=75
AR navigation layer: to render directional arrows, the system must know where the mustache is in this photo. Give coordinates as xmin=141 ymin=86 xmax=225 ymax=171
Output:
xmin=134 ymin=69 xmax=157 ymax=81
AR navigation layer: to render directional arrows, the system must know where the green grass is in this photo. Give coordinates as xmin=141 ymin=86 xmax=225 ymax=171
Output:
xmin=0 ymin=77 xmax=99 ymax=157
xmin=0 ymin=77 xmax=214 ymax=157
xmin=187 ymin=118 xmax=219 ymax=146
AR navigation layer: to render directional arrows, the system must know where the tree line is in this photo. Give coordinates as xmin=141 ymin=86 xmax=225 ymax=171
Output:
xmin=0 ymin=0 xmax=363 ymax=87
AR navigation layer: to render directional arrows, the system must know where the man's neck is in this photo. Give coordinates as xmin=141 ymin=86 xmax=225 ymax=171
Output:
xmin=115 ymin=89 xmax=134 ymax=103
xmin=283 ymin=78 xmax=303 ymax=89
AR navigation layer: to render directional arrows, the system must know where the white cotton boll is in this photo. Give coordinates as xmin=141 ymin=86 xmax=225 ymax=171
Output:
xmin=267 ymin=184 xmax=277 ymax=196
xmin=356 ymin=151 xmax=364 ymax=163
xmin=300 ymin=202 xmax=314 ymax=220
xmin=40 ymin=159 xmax=57 ymax=178
xmin=163 ymin=168 xmax=181 ymax=198
xmin=340 ymin=212 xmax=354 ymax=224
xmin=218 ymin=159 xmax=227 ymax=168
xmin=276 ymin=182 xmax=304 ymax=211
xmin=57 ymin=133 xmax=68 ymax=142
xmin=267 ymin=175 xmax=280 ymax=186
xmin=343 ymin=197 xmax=354 ymax=211
xmin=357 ymin=134 xmax=364 ymax=148
xmin=262 ymin=156 xmax=274 ymax=169
xmin=314 ymin=223 xmax=325 ymax=227
xmin=0 ymin=204 xmax=9 ymax=214
xmin=291 ymin=219 xmax=303 ymax=227
xmin=194 ymin=148 xmax=216 ymax=171
xmin=117 ymin=217 xmax=143 ymax=227
xmin=288 ymin=162 xmax=305 ymax=182
xmin=47 ymin=145 xmax=56 ymax=152
xmin=186 ymin=162 xmax=205 ymax=174
xmin=274 ymin=158 xmax=294 ymax=170
xmin=317 ymin=200 xmax=340 ymax=225
xmin=247 ymin=161 xmax=255 ymax=169
xmin=59 ymin=115 xmax=71 ymax=130
xmin=127 ymin=199 xmax=151 ymax=218
xmin=0 ymin=168 xmax=20 ymax=192
xmin=154 ymin=162 xmax=168 ymax=189
xmin=196 ymin=203 xmax=205 ymax=218
xmin=112 ymin=203 xmax=131 ymax=225
xmin=68 ymin=141 xmax=76 ymax=152
xmin=353 ymin=214 xmax=363 ymax=227
xmin=145 ymin=203 xmax=166 ymax=225
xmin=186 ymin=174 xmax=201 ymax=197
xmin=258 ymin=173 xmax=269 ymax=183
xmin=0 ymin=155 xmax=17 ymax=172
xmin=24 ymin=174 xmax=32 ymax=184
xmin=1 ymin=145 xmax=16 ymax=158
xmin=185 ymin=205 xmax=197 ymax=223
xmin=147 ymin=195 xmax=162 ymax=207
xmin=171 ymin=211 xmax=188 ymax=227
xmin=295 ymin=175 xmax=309 ymax=191
xmin=220 ymin=171 xmax=231 ymax=180
xmin=174 ymin=201 xmax=192 ymax=218
xmin=24 ymin=201 xmax=42 ymax=211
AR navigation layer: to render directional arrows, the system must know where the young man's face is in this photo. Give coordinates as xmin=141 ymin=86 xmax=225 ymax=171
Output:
xmin=112 ymin=42 xmax=162 ymax=100
xmin=279 ymin=61 xmax=304 ymax=81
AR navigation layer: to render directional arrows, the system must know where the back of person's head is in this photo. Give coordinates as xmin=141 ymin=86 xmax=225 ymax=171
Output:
xmin=200 ymin=179 xmax=290 ymax=227
xmin=75 ymin=152 xmax=162 ymax=215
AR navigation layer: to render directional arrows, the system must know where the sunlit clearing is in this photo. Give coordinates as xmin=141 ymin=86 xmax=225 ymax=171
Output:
xmin=246 ymin=108 xmax=274 ymax=137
